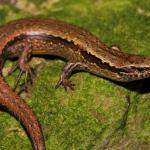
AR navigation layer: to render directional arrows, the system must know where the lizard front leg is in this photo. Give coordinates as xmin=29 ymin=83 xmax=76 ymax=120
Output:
xmin=55 ymin=62 xmax=81 ymax=91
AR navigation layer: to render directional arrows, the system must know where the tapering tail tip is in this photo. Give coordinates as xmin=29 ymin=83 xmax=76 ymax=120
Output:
xmin=0 ymin=77 xmax=46 ymax=150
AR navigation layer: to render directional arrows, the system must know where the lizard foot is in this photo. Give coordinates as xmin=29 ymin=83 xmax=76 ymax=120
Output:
xmin=8 ymin=63 xmax=35 ymax=91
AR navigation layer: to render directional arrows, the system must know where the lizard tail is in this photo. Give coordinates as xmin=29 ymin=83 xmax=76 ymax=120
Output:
xmin=0 ymin=76 xmax=46 ymax=150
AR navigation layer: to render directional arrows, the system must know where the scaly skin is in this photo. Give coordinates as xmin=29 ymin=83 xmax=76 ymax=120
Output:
xmin=0 ymin=18 xmax=150 ymax=149
xmin=0 ymin=77 xmax=45 ymax=150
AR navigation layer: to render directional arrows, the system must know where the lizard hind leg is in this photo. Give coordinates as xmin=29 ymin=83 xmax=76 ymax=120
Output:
xmin=8 ymin=39 xmax=35 ymax=91
xmin=55 ymin=62 xmax=81 ymax=91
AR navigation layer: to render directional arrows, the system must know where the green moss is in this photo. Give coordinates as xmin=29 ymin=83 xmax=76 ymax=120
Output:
xmin=0 ymin=0 xmax=150 ymax=149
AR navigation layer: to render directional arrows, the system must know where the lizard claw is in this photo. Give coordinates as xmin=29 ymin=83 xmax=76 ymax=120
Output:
xmin=55 ymin=78 xmax=75 ymax=91
xmin=13 ymin=70 xmax=23 ymax=90
xmin=8 ymin=63 xmax=19 ymax=75
xmin=19 ymin=66 xmax=35 ymax=91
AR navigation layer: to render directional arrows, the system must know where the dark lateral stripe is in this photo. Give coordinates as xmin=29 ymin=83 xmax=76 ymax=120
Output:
xmin=4 ymin=33 xmax=149 ymax=76
xmin=80 ymin=50 xmax=147 ymax=74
